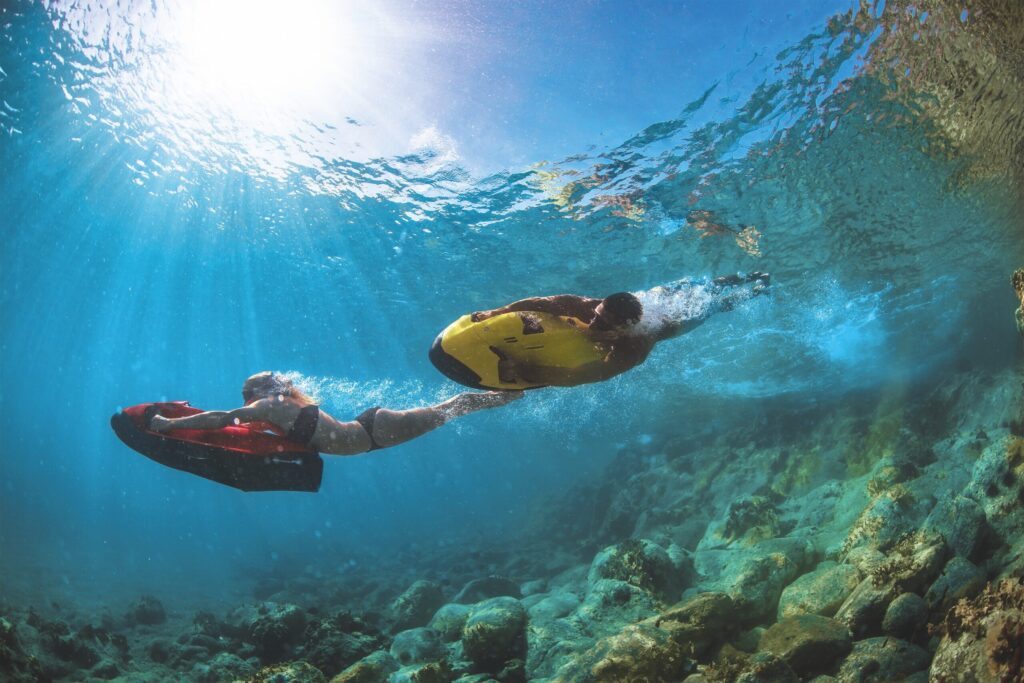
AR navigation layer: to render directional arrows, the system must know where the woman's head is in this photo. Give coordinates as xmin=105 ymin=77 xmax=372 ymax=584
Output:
xmin=242 ymin=371 xmax=317 ymax=406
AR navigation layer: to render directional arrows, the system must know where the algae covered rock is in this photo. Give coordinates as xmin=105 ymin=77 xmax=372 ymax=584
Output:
xmin=588 ymin=539 xmax=685 ymax=601
xmin=302 ymin=612 xmax=382 ymax=678
xmin=757 ymin=614 xmax=851 ymax=679
xmin=575 ymin=580 xmax=659 ymax=639
xmin=734 ymin=652 xmax=798 ymax=683
xmin=924 ymin=556 xmax=986 ymax=614
xmin=0 ymin=616 xmax=45 ymax=682
xmin=777 ymin=562 xmax=861 ymax=619
xmin=249 ymin=603 xmax=308 ymax=661
xmin=648 ymin=591 xmax=741 ymax=659
xmin=460 ymin=596 xmax=527 ymax=670
xmin=550 ymin=622 xmax=690 ymax=683
xmin=881 ymin=592 xmax=928 ymax=641
xmin=191 ymin=651 xmax=256 ymax=682
xmin=528 ymin=591 xmax=581 ymax=623
xmin=126 ymin=594 xmax=166 ymax=625
xmin=330 ymin=649 xmax=400 ymax=683
xmin=834 ymin=637 xmax=929 ymax=682
xmin=391 ymin=580 xmax=446 ymax=632
xmin=249 ymin=660 xmax=326 ymax=682
xmin=428 ymin=603 xmax=471 ymax=643
xmin=833 ymin=577 xmax=896 ymax=640
xmin=389 ymin=627 xmax=444 ymax=666
xmin=930 ymin=577 xmax=1024 ymax=683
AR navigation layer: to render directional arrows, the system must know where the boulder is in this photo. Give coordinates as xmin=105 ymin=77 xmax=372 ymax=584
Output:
xmin=757 ymin=615 xmax=851 ymax=678
xmin=191 ymin=652 xmax=256 ymax=682
xmin=249 ymin=603 xmax=307 ymax=661
xmin=391 ymin=581 xmax=446 ymax=632
xmin=734 ymin=652 xmax=798 ymax=683
xmin=647 ymin=592 xmax=742 ymax=659
xmin=834 ymin=578 xmax=897 ymax=639
xmin=550 ymin=623 xmax=689 ymax=683
xmin=777 ymin=562 xmax=861 ymax=619
xmin=460 ymin=597 xmax=527 ymax=670
xmin=249 ymin=661 xmax=326 ymax=682
xmin=389 ymin=628 xmax=444 ymax=666
xmin=930 ymin=577 xmax=1024 ymax=683
xmin=924 ymin=556 xmax=986 ymax=614
xmin=428 ymin=603 xmax=471 ymax=643
xmin=575 ymin=580 xmax=659 ymax=639
xmin=923 ymin=495 xmax=986 ymax=559
xmin=835 ymin=637 xmax=929 ymax=682
xmin=126 ymin=595 xmax=166 ymax=626
xmin=528 ymin=592 xmax=581 ymax=623
xmin=588 ymin=539 xmax=685 ymax=601
xmin=302 ymin=613 xmax=381 ymax=678
xmin=881 ymin=592 xmax=928 ymax=641
xmin=330 ymin=650 xmax=400 ymax=683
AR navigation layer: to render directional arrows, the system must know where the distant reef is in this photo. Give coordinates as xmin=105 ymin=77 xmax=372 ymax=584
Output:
xmin=3 ymin=363 xmax=1024 ymax=682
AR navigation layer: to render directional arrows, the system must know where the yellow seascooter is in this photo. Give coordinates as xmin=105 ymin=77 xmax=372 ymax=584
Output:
xmin=429 ymin=311 xmax=606 ymax=390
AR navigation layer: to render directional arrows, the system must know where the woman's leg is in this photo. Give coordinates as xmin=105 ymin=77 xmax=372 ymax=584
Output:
xmin=370 ymin=391 xmax=522 ymax=449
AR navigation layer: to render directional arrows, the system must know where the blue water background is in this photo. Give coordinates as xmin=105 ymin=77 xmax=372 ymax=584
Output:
xmin=1 ymin=0 xmax=1021 ymax=611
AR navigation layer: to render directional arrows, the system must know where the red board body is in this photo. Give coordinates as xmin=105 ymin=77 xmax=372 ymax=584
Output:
xmin=111 ymin=402 xmax=323 ymax=492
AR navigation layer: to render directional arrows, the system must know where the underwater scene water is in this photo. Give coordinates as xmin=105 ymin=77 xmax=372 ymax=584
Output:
xmin=1 ymin=0 xmax=1023 ymax=680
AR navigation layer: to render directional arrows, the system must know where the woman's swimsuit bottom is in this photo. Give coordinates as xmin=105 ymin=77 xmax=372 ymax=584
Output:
xmin=286 ymin=404 xmax=384 ymax=452
xmin=354 ymin=406 xmax=384 ymax=451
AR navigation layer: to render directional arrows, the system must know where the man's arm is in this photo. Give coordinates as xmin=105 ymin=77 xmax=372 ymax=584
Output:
xmin=472 ymin=295 xmax=601 ymax=322
xmin=150 ymin=400 xmax=271 ymax=432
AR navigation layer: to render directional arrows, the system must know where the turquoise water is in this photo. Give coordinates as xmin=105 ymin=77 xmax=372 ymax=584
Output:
xmin=1 ymin=0 xmax=1023 ymax=678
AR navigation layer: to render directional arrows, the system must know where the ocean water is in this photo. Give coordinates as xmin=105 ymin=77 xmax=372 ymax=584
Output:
xmin=1 ymin=1 xmax=1022 ymax=681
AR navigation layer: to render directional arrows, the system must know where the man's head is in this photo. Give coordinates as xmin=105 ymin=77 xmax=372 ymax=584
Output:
xmin=591 ymin=292 xmax=643 ymax=331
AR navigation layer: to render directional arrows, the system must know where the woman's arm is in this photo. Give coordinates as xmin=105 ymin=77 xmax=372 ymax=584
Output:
xmin=150 ymin=401 xmax=271 ymax=432
xmin=472 ymin=295 xmax=600 ymax=322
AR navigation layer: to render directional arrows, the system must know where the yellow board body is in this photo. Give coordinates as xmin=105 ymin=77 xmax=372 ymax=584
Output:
xmin=429 ymin=311 xmax=606 ymax=390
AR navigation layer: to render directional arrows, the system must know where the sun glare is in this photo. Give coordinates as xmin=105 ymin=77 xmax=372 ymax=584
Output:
xmin=173 ymin=0 xmax=350 ymax=116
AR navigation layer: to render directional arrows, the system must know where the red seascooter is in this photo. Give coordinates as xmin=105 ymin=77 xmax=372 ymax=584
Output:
xmin=111 ymin=402 xmax=323 ymax=492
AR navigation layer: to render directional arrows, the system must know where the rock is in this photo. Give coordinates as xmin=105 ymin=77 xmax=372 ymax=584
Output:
xmin=881 ymin=592 xmax=928 ymax=641
xmin=527 ymin=616 xmax=593 ymax=680
xmin=528 ymin=592 xmax=581 ymax=623
xmin=388 ymin=661 xmax=451 ymax=683
xmin=249 ymin=660 xmax=326 ymax=682
xmin=391 ymin=581 xmax=446 ymax=632
xmin=390 ymin=628 xmax=444 ymax=666
xmin=521 ymin=579 xmax=547 ymax=596
xmin=91 ymin=658 xmax=119 ymax=679
xmin=0 ymin=616 xmax=44 ymax=682
xmin=924 ymin=556 xmax=986 ymax=614
xmin=757 ymin=615 xmax=851 ymax=678
xmin=726 ymin=550 xmax=803 ymax=622
xmin=777 ymin=562 xmax=861 ymax=619
xmin=866 ymin=534 xmax=947 ymax=596
xmin=720 ymin=495 xmax=782 ymax=545
xmin=923 ymin=494 xmax=986 ymax=559
xmin=250 ymin=603 xmax=308 ymax=661
xmin=428 ymin=604 xmax=471 ymax=643
xmin=588 ymin=539 xmax=685 ymax=601
xmin=460 ymin=597 xmax=527 ymax=670
xmin=930 ymin=577 xmax=1024 ymax=683
xmin=735 ymin=652 xmax=798 ymax=683
xmin=550 ymin=622 xmax=690 ymax=683
xmin=453 ymin=576 xmax=521 ymax=604
xmin=303 ymin=613 xmax=381 ymax=678
xmin=191 ymin=652 xmax=257 ymax=682
xmin=127 ymin=595 xmax=166 ymax=625
xmin=965 ymin=435 xmax=1024 ymax=544
xmin=834 ymin=637 xmax=929 ymax=682
xmin=833 ymin=577 xmax=897 ymax=639
xmin=576 ymin=580 xmax=659 ymax=639
xmin=147 ymin=637 xmax=170 ymax=662
xmin=647 ymin=592 xmax=742 ymax=659
xmin=330 ymin=650 xmax=400 ymax=683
